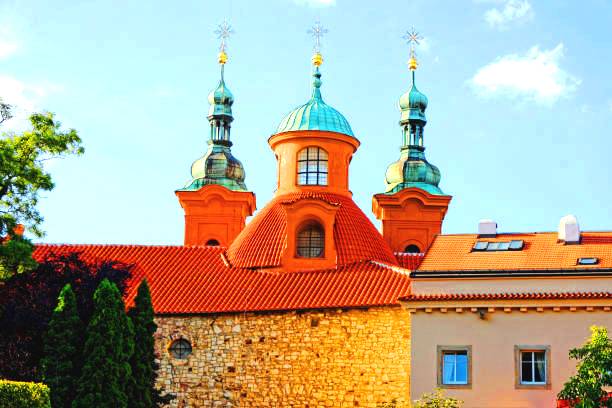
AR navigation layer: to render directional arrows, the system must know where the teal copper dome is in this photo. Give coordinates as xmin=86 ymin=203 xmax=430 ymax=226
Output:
xmin=275 ymin=66 xmax=354 ymax=137
xmin=399 ymin=71 xmax=428 ymax=123
xmin=385 ymin=146 xmax=442 ymax=195
xmin=208 ymin=66 xmax=234 ymax=117
xmin=182 ymin=141 xmax=246 ymax=191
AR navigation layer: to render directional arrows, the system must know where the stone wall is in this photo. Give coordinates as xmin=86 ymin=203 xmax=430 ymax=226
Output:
xmin=155 ymin=306 xmax=410 ymax=407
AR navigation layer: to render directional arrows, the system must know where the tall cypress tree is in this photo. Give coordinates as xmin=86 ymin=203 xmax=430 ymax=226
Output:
xmin=72 ymin=279 xmax=134 ymax=408
xmin=127 ymin=279 xmax=156 ymax=408
xmin=41 ymin=283 xmax=83 ymax=408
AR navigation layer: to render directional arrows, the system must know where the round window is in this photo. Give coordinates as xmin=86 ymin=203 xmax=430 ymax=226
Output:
xmin=169 ymin=339 xmax=192 ymax=359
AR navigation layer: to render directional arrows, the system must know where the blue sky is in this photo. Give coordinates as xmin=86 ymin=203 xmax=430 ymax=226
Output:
xmin=1 ymin=0 xmax=611 ymax=245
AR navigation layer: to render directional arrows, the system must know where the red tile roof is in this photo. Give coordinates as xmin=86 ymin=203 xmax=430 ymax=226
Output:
xmin=33 ymin=244 xmax=411 ymax=314
xmin=395 ymin=253 xmax=425 ymax=270
xmin=227 ymin=192 xmax=397 ymax=268
xmin=401 ymin=291 xmax=612 ymax=301
xmin=418 ymin=232 xmax=612 ymax=272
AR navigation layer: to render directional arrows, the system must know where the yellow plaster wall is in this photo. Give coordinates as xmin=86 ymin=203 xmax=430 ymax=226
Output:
xmin=155 ymin=307 xmax=410 ymax=407
xmin=410 ymin=308 xmax=612 ymax=408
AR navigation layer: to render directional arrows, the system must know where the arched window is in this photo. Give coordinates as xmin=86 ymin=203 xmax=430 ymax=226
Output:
xmin=297 ymin=147 xmax=328 ymax=186
xmin=404 ymin=244 xmax=421 ymax=254
xmin=206 ymin=239 xmax=220 ymax=246
xmin=296 ymin=222 xmax=325 ymax=258
xmin=169 ymin=339 xmax=192 ymax=359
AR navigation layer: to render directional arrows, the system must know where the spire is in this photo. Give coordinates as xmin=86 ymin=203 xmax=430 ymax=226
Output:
xmin=178 ymin=20 xmax=247 ymax=192
xmin=384 ymin=27 xmax=443 ymax=195
xmin=308 ymin=20 xmax=326 ymax=101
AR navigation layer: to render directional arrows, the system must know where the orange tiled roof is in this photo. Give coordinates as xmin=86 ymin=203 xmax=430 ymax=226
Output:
xmin=395 ymin=253 xmax=425 ymax=269
xmin=33 ymin=244 xmax=411 ymax=314
xmin=401 ymin=292 xmax=612 ymax=301
xmin=227 ymin=192 xmax=397 ymax=268
xmin=418 ymin=232 xmax=612 ymax=272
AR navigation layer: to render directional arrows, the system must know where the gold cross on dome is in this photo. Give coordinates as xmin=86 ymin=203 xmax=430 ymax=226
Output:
xmin=215 ymin=20 xmax=234 ymax=53
xmin=308 ymin=20 xmax=328 ymax=53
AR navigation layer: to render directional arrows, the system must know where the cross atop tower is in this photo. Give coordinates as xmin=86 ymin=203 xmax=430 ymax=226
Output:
xmin=402 ymin=27 xmax=423 ymax=71
xmin=308 ymin=20 xmax=328 ymax=54
xmin=215 ymin=20 xmax=234 ymax=65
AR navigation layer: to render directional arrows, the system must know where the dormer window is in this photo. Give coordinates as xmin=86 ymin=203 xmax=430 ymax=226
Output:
xmin=296 ymin=222 xmax=324 ymax=258
xmin=297 ymin=147 xmax=328 ymax=186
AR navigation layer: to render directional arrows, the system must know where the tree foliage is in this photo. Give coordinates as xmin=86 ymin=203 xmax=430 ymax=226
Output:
xmin=0 ymin=97 xmax=11 ymax=125
xmin=0 ymin=109 xmax=83 ymax=278
xmin=73 ymin=279 xmax=134 ymax=408
xmin=41 ymin=284 xmax=83 ymax=408
xmin=558 ymin=326 xmax=612 ymax=408
xmin=0 ymin=252 xmax=131 ymax=381
xmin=413 ymin=388 xmax=463 ymax=408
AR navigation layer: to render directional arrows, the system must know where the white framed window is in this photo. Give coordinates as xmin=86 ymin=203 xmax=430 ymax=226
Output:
xmin=520 ymin=351 xmax=546 ymax=384
xmin=297 ymin=146 xmax=328 ymax=186
xmin=515 ymin=345 xmax=550 ymax=388
xmin=437 ymin=346 xmax=471 ymax=388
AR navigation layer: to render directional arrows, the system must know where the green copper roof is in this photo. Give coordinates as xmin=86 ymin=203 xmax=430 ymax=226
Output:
xmin=399 ymin=71 xmax=428 ymax=123
xmin=385 ymin=146 xmax=443 ymax=195
xmin=275 ymin=67 xmax=354 ymax=137
xmin=208 ymin=65 xmax=234 ymax=118
xmin=179 ymin=141 xmax=247 ymax=192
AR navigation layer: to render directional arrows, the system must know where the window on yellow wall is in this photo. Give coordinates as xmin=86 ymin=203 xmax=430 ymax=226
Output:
xmin=297 ymin=222 xmax=324 ymax=258
xmin=297 ymin=147 xmax=328 ymax=186
xmin=514 ymin=345 xmax=550 ymax=388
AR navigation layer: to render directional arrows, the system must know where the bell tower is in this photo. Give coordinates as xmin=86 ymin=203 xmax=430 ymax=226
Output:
xmin=176 ymin=21 xmax=255 ymax=247
xmin=372 ymin=28 xmax=451 ymax=254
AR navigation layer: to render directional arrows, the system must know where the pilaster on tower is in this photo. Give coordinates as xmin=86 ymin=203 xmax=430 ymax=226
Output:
xmin=372 ymin=28 xmax=451 ymax=254
xmin=176 ymin=21 xmax=255 ymax=247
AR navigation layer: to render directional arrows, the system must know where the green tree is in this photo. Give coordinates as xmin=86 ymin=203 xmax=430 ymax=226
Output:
xmin=41 ymin=284 xmax=83 ymax=408
xmin=127 ymin=279 xmax=163 ymax=408
xmin=73 ymin=279 xmax=134 ymax=408
xmin=558 ymin=326 xmax=612 ymax=408
xmin=0 ymin=109 xmax=83 ymax=278
xmin=413 ymin=388 xmax=463 ymax=408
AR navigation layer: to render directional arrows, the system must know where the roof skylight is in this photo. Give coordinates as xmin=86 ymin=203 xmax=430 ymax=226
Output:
xmin=472 ymin=240 xmax=524 ymax=252
xmin=577 ymin=257 xmax=599 ymax=265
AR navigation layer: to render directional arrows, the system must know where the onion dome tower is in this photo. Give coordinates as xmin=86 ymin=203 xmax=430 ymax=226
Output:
xmin=373 ymin=28 xmax=451 ymax=254
xmin=228 ymin=22 xmax=396 ymax=272
xmin=176 ymin=21 xmax=255 ymax=247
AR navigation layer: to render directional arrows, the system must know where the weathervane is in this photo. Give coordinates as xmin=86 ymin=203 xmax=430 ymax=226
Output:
xmin=215 ymin=20 xmax=234 ymax=65
xmin=402 ymin=26 xmax=422 ymax=71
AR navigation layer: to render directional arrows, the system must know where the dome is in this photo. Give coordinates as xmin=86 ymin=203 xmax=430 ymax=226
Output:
xmin=181 ymin=142 xmax=247 ymax=192
xmin=227 ymin=192 xmax=397 ymax=269
xmin=275 ymin=67 xmax=354 ymax=137
xmin=385 ymin=147 xmax=443 ymax=195
xmin=399 ymin=73 xmax=428 ymax=123
xmin=207 ymin=75 xmax=234 ymax=117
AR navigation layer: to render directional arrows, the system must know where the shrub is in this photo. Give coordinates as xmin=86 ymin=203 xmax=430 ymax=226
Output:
xmin=0 ymin=379 xmax=51 ymax=408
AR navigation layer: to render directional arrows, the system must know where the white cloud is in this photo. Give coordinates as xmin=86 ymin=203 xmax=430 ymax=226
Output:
xmin=469 ymin=43 xmax=580 ymax=105
xmin=293 ymin=0 xmax=336 ymax=7
xmin=0 ymin=75 xmax=63 ymax=131
xmin=484 ymin=0 xmax=534 ymax=30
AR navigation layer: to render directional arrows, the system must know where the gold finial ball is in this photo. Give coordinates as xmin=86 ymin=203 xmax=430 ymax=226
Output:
xmin=312 ymin=52 xmax=323 ymax=67
xmin=408 ymin=55 xmax=418 ymax=71
xmin=218 ymin=50 xmax=228 ymax=65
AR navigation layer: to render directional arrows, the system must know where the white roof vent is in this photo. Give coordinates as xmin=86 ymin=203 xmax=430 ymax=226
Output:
xmin=478 ymin=219 xmax=497 ymax=237
xmin=558 ymin=214 xmax=580 ymax=244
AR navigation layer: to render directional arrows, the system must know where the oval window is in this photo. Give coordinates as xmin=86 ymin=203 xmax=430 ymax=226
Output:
xmin=169 ymin=339 xmax=192 ymax=359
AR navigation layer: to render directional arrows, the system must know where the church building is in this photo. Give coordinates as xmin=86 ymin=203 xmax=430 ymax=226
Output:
xmin=33 ymin=25 xmax=611 ymax=408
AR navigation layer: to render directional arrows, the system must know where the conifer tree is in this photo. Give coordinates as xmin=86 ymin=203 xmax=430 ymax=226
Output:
xmin=41 ymin=283 xmax=83 ymax=408
xmin=127 ymin=279 xmax=156 ymax=408
xmin=72 ymin=279 xmax=134 ymax=408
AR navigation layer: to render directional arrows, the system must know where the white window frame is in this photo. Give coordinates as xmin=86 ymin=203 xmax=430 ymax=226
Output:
xmin=437 ymin=345 xmax=472 ymax=389
xmin=514 ymin=345 xmax=551 ymax=389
